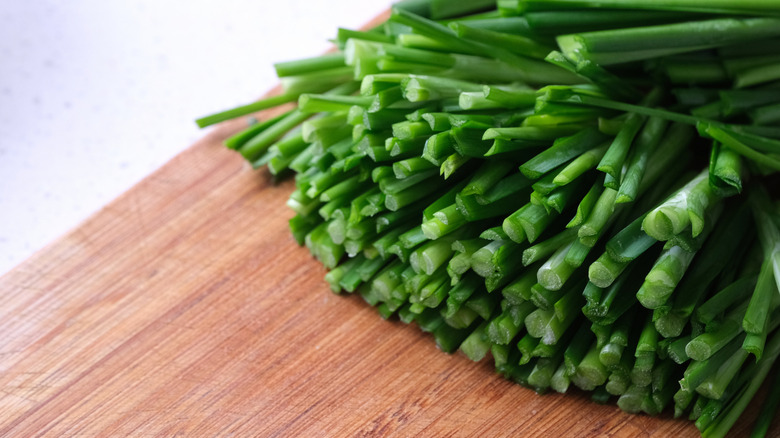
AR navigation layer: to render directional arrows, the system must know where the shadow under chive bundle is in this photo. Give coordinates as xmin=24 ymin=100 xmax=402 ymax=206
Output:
xmin=197 ymin=1 xmax=780 ymax=436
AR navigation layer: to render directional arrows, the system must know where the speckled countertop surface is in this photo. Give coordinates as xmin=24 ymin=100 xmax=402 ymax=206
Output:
xmin=0 ymin=0 xmax=391 ymax=274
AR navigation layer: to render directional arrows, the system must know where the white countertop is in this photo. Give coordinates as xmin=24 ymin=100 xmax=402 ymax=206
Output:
xmin=0 ymin=0 xmax=392 ymax=274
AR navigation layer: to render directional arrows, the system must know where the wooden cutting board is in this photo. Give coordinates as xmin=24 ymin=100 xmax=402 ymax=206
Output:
xmin=1 ymin=115 xmax=771 ymax=437
xmin=0 ymin=16 xmax=774 ymax=437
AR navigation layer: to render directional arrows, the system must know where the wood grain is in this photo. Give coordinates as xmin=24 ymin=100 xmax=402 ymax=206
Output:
xmin=0 ymin=116 xmax=769 ymax=437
